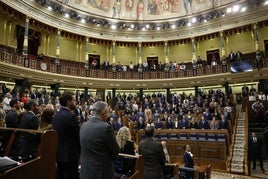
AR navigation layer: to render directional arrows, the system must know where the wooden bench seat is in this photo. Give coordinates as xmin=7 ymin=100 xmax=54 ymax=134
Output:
xmin=0 ymin=127 xmax=57 ymax=179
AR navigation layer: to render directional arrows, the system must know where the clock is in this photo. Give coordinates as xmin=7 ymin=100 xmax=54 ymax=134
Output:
xmin=40 ymin=62 xmax=47 ymax=71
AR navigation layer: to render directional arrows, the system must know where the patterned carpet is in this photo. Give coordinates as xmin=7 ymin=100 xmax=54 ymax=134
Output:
xmin=212 ymin=160 xmax=268 ymax=179
xmin=230 ymin=112 xmax=247 ymax=174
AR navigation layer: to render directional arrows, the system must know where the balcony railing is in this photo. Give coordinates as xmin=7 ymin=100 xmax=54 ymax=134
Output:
xmin=0 ymin=48 xmax=266 ymax=80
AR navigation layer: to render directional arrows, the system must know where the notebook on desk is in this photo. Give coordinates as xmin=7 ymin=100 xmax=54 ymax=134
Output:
xmin=0 ymin=156 xmax=19 ymax=173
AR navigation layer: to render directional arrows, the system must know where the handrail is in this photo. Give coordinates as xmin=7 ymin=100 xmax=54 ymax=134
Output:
xmin=0 ymin=127 xmax=44 ymax=134
xmin=128 ymin=170 xmax=139 ymax=179
xmin=118 ymin=153 xmax=140 ymax=159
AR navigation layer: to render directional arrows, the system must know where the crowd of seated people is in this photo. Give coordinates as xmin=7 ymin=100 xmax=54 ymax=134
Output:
xmin=108 ymin=89 xmax=234 ymax=134
xmin=0 ymin=81 xmax=235 ymax=135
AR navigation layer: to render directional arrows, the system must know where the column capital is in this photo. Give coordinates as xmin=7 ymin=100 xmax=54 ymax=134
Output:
xmin=25 ymin=16 xmax=30 ymax=22
xmin=57 ymin=29 xmax=62 ymax=34
xmin=253 ymin=23 xmax=258 ymax=29
xmin=220 ymin=31 xmax=224 ymax=36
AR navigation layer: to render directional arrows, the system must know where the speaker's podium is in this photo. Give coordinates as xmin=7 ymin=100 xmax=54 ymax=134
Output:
xmin=114 ymin=153 xmax=144 ymax=179
xmin=0 ymin=127 xmax=57 ymax=179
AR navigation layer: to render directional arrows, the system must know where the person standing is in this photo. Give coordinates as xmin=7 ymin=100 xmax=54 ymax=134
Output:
xmin=249 ymin=132 xmax=265 ymax=172
xmin=139 ymin=126 xmax=166 ymax=179
xmin=116 ymin=126 xmax=135 ymax=176
xmin=20 ymin=99 xmax=39 ymax=130
xmin=80 ymin=101 xmax=119 ymax=179
xmin=2 ymin=92 xmax=12 ymax=113
xmin=5 ymin=99 xmax=19 ymax=128
xmin=52 ymin=92 xmax=81 ymax=179
xmin=161 ymin=141 xmax=170 ymax=163
xmin=183 ymin=144 xmax=195 ymax=179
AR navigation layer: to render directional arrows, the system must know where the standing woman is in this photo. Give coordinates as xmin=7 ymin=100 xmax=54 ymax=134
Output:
xmin=116 ymin=126 xmax=136 ymax=176
xmin=116 ymin=126 xmax=135 ymax=155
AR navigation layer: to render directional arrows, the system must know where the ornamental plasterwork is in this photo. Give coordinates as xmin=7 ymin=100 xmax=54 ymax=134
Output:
xmin=2 ymin=0 xmax=268 ymax=42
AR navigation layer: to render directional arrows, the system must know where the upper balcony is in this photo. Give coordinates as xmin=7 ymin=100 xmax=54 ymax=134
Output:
xmin=0 ymin=47 xmax=267 ymax=89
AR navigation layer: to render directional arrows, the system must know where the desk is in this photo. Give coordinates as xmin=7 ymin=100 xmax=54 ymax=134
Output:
xmin=136 ymin=129 xmax=229 ymax=170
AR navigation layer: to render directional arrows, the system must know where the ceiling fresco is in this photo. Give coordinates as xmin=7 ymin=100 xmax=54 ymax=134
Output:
xmin=57 ymin=0 xmax=236 ymax=21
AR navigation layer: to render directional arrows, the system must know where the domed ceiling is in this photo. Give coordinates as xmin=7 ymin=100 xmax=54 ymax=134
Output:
xmin=3 ymin=0 xmax=268 ymax=42
xmin=60 ymin=0 xmax=235 ymax=21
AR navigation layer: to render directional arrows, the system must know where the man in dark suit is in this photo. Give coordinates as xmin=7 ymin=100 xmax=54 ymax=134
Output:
xmin=80 ymin=101 xmax=119 ymax=179
xmin=5 ymin=99 xmax=19 ymax=128
xmin=139 ymin=126 xmax=166 ymax=179
xmin=198 ymin=116 xmax=209 ymax=129
xmin=103 ymin=60 xmax=109 ymax=70
xmin=249 ymin=132 xmax=265 ymax=172
xmin=136 ymin=116 xmax=145 ymax=130
xmin=52 ymin=92 xmax=81 ymax=179
xmin=228 ymin=50 xmax=235 ymax=62
xmin=183 ymin=144 xmax=195 ymax=179
xmin=218 ymin=114 xmax=229 ymax=130
xmin=38 ymin=94 xmax=48 ymax=105
xmin=20 ymin=100 xmax=39 ymax=130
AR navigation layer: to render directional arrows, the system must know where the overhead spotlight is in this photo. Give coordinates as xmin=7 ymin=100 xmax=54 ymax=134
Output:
xmin=64 ymin=13 xmax=70 ymax=18
xmin=265 ymin=1 xmax=268 ymax=5
xmin=111 ymin=24 xmax=117 ymax=30
xmin=142 ymin=27 xmax=146 ymax=31
xmin=80 ymin=18 xmax=86 ymax=23
xmin=171 ymin=24 xmax=176 ymax=29
xmin=156 ymin=26 xmax=161 ymax=30
xmin=130 ymin=24 xmax=135 ymax=29
xmin=47 ymin=6 xmax=52 ymax=11
xmin=232 ymin=5 xmax=240 ymax=12
xmin=191 ymin=17 xmax=197 ymax=23
xmin=203 ymin=19 xmax=207 ymax=22
xmin=145 ymin=24 xmax=150 ymax=29
xmin=226 ymin=7 xmax=232 ymax=13
xmin=187 ymin=22 xmax=192 ymax=26
xmin=240 ymin=7 xmax=247 ymax=12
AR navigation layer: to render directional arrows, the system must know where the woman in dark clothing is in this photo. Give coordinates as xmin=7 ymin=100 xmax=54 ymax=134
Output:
xmin=116 ymin=126 xmax=136 ymax=176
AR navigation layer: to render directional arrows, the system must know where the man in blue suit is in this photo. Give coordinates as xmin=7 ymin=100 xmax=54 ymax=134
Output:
xmin=52 ymin=91 xmax=81 ymax=179
xmin=183 ymin=144 xmax=195 ymax=179
xmin=198 ymin=116 xmax=209 ymax=129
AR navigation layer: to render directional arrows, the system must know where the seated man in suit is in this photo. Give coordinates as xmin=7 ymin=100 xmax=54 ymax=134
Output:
xmin=166 ymin=117 xmax=173 ymax=129
xmin=136 ymin=116 xmax=145 ymax=130
xmin=218 ymin=114 xmax=229 ymax=130
xmin=179 ymin=116 xmax=189 ymax=129
xmin=198 ymin=116 xmax=209 ymax=129
xmin=155 ymin=118 xmax=163 ymax=130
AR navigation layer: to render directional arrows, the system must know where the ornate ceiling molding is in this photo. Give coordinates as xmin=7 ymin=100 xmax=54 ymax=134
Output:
xmin=2 ymin=0 xmax=268 ymax=42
